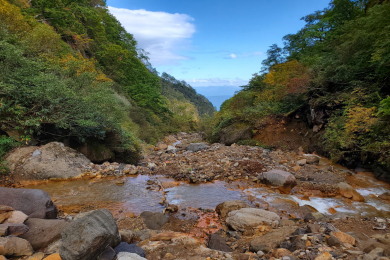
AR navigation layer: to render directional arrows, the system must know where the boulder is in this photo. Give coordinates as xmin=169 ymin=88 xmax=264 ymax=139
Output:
xmin=337 ymin=182 xmax=365 ymax=202
xmin=215 ymin=200 xmax=250 ymax=219
xmin=60 ymin=209 xmax=120 ymax=260
xmin=116 ymin=252 xmax=147 ymax=260
xmin=226 ymin=208 xmax=280 ymax=232
xmin=218 ymin=123 xmax=253 ymax=145
xmin=140 ymin=211 xmax=169 ymax=230
xmin=20 ymin=218 xmax=68 ymax=250
xmin=258 ymin=170 xmax=297 ymax=187
xmin=0 ymin=188 xmax=57 ymax=219
xmin=303 ymin=154 xmax=320 ymax=165
xmin=185 ymin=143 xmax=209 ymax=152
xmin=0 ymin=237 xmax=33 ymax=256
xmin=114 ymin=242 xmax=145 ymax=257
xmin=4 ymin=211 xmax=28 ymax=224
xmin=5 ymin=142 xmax=90 ymax=180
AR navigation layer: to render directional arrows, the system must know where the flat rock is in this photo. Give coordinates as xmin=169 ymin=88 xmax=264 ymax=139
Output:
xmin=258 ymin=170 xmax=297 ymax=187
xmin=21 ymin=218 xmax=68 ymax=250
xmin=215 ymin=200 xmax=249 ymax=219
xmin=60 ymin=209 xmax=120 ymax=260
xmin=0 ymin=237 xmax=33 ymax=256
xmin=0 ymin=188 xmax=57 ymax=219
xmin=250 ymin=226 xmax=297 ymax=253
xmin=140 ymin=211 xmax=168 ymax=230
xmin=114 ymin=242 xmax=145 ymax=257
xmin=185 ymin=143 xmax=209 ymax=152
xmin=116 ymin=252 xmax=147 ymax=260
xmin=5 ymin=142 xmax=90 ymax=180
xmin=27 ymin=252 xmax=45 ymax=260
xmin=4 ymin=211 xmax=28 ymax=224
xmin=226 ymin=208 xmax=280 ymax=232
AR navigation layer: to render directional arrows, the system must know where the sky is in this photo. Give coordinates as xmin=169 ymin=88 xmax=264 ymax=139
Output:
xmin=107 ymin=0 xmax=330 ymax=89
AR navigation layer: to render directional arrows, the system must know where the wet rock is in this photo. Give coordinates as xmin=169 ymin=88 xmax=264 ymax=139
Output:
xmin=337 ymin=182 xmax=365 ymax=202
xmin=60 ymin=209 xmax=120 ymax=260
xmin=4 ymin=211 xmax=28 ymax=224
xmin=114 ymin=242 xmax=145 ymax=257
xmin=207 ymin=233 xmax=232 ymax=252
xmin=116 ymin=252 xmax=147 ymax=260
xmin=21 ymin=218 xmax=68 ymax=250
xmin=5 ymin=142 xmax=91 ymax=180
xmin=97 ymin=246 xmax=116 ymax=260
xmin=258 ymin=169 xmax=297 ymax=187
xmin=0 ymin=237 xmax=33 ymax=256
xmin=215 ymin=200 xmax=250 ymax=219
xmin=250 ymin=226 xmax=297 ymax=252
xmin=185 ymin=143 xmax=209 ymax=152
xmin=0 ymin=188 xmax=57 ymax=219
xmin=330 ymin=231 xmax=356 ymax=246
xmin=140 ymin=211 xmax=169 ymax=230
xmin=226 ymin=208 xmax=280 ymax=232
xmin=1 ymin=224 xmax=29 ymax=237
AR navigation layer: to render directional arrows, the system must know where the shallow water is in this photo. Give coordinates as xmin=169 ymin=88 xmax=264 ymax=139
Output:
xmin=24 ymin=172 xmax=390 ymax=217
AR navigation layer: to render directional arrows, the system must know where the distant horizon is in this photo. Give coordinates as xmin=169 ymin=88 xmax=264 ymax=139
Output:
xmin=193 ymin=85 xmax=241 ymax=110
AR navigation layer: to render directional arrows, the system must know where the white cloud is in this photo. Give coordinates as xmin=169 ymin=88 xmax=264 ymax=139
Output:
xmin=229 ymin=53 xmax=237 ymax=59
xmin=187 ymin=77 xmax=248 ymax=87
xmin=108 ymin=7 xmax=195 ymax=65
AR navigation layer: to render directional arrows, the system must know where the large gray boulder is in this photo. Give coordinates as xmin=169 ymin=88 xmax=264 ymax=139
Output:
xmin=0 ymin=188 xmax=57 ymax=219
xmin=226 ymin=208 xmax=280 ymax=232
xmin=258 ymin=169 xmax=297 ymax=187
xmin=185 ymin=143 xmax=209 ymax=152
xmin=20 ymin=218 xmax=68 ymax=250
xmin=60 ymin=209 xmax=120 ymax=260
xmin=5 ymin=142 xmax=90 ymax=180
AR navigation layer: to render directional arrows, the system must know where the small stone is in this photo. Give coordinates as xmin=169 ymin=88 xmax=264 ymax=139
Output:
xmin=116 ymin=252 xmax=147 ymax=260
xmin=314 ymin=252 xmax=332 ymax=260
xmin=3 ymin=224 xmax=29 ymax=236
xmin=43 ymin=253 xmax=61 ymax=260
xmin=273 ymin=248 xmax=292 ymax=257
xmin=297 ymin=159 xmax=306 ymax=166
xmin=4 ymin=211 xmax=28 ymax=224
xmin=303 ymin=154 xmax=320 ymax=165
xmin=257 ymin=251 xmax=265 ymax=257
xmin=27 ymin=252 xmax=45 ymax=260
xmin=327 ymin=235 xmax=341 ymax=247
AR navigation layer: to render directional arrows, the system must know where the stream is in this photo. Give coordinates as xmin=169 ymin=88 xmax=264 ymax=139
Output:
xmin=24 ymin=171 xmax=390 ymax=218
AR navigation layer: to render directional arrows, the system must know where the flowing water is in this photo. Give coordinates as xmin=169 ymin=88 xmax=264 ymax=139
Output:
xmin=24 ymin=172 xmax=390 ymax=218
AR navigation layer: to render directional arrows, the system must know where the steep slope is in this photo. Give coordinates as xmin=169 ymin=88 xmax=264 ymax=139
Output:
xmin=212 ymin=0 xmax=390 ymax=179
xmin=0 ymin=0 xmax=212 ymax=165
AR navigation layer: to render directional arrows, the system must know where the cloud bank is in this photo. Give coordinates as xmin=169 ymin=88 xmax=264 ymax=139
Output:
xmin=108 ymin=7 xmax=195 ymax=65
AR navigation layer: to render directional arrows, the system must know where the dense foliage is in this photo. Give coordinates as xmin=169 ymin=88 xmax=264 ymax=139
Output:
xmin=0 ymin=0 xmax=213 ymax=165
xmin=214 ymin=0 xmax=390 ymax=175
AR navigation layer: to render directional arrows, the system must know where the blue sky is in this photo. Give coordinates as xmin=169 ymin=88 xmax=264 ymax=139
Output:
xmin=107 ymin=0 xmax=330 ymax=88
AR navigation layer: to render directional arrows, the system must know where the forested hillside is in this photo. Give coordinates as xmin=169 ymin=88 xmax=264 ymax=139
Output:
xmin=212 ymin=0 xmax=390 ymax=178
xmin=0 ymin=0 xmax=214 ymax=169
